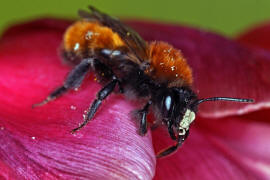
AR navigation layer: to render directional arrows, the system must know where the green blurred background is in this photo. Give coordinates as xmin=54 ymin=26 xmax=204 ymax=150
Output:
xmin=1 ymin=0 xmax=270 ymax=36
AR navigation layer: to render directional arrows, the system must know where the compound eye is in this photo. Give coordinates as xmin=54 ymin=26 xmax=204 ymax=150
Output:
xmin=162 ymin=95 xmax=174 ymax=117
xmin=165 ymin=96 xmax=172 ymax=111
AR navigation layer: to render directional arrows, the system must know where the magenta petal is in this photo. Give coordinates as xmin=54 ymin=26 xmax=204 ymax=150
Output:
xmin=2 ymin=17 xmax=270 ymax=179
xmin=126 ymin=21 xmax=270 ymax=117
xmin=0 ymin=19 xmax=155 ymax=179
xmin=153 ymin=111 xmax=270 ymax=180
xmin=237 ymin=21 xmax=270 ymax=50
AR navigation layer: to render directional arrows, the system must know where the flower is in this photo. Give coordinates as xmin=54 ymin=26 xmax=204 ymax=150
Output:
xmin=0 ymin=18 xmax=270 ymax=179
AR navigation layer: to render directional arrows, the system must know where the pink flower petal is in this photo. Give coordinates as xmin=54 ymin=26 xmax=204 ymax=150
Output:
xmin=2 ymin=17 xmax=270 ymax=179
xmin=127 ymin=21 xmax=270 ymax=117
xmin=152 ymin=110 xmax=270 ymax=179
xmin=237 ymin=21 xmax=270 ymax=50
xmin=0 ymin=19 xmax=155 ymax=179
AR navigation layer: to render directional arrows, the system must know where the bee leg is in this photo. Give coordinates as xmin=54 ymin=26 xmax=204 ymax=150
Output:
xmin=167 ymin=122 xmax=177 ymax=140
xmin=156 ymin=141 xmax=181 ymax=158
xmin=71 ymin=77 xmax=120 ymax=133
xmin=156 ymin=130 xmax=190 ymax=158
xmin=32 ymin=58 xmax=93 ymax=107
xmin=137 ymin=101 xmax=152 ymax=136
xmin=93 ymin=60 xmax=124 ymax=93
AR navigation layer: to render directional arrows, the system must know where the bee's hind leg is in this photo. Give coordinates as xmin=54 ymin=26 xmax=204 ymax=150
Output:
xmin=33 ymin=58 xmax=94 ymax=107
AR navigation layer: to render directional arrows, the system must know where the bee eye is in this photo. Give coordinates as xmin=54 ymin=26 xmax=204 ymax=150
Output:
xmin=162 ymin=95 xmax=174 ymax=118
xmin=165 ymin=96 xmax=172 ymax=111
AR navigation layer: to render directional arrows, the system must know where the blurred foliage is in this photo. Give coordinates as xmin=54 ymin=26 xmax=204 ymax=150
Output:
xmin=1 ymin=0 xmax=270 ymax=36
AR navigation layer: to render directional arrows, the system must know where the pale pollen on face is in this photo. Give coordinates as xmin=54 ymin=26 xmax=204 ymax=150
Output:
xmin=180 ymin=109 xmax=196 ymax=129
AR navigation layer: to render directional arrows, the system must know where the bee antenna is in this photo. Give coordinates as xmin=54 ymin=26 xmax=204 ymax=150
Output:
xmin=192 ymin=97 xmax=254 ymax=107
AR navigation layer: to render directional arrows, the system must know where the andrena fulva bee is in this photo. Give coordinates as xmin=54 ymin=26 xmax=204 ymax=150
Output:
xmin=33 ymin=6 xmax=254 ymax=158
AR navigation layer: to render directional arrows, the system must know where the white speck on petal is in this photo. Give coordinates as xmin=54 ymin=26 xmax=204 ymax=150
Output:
xmin=70 ymin=105 xmax=77 ymax=110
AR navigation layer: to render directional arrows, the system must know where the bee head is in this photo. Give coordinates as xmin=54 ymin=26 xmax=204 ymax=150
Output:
xmin=153 ymin=86 xmax=253 ymax=143
xmin=153 ymin=87 xmax=197 ymax=141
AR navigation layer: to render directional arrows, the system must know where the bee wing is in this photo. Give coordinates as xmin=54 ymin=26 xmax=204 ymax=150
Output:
xmin=78 ymin=6 xmax=148 ymax=62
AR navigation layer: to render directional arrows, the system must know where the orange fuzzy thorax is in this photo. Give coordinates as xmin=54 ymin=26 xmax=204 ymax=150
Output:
xmin=63 ymin=21 xmax=125 ymax=55
xmin=147 ymin=41 xmax=193 ymax=86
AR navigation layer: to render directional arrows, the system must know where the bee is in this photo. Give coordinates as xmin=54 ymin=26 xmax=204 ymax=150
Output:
xmin=33 ymin=6 xmax=254 ymax=158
